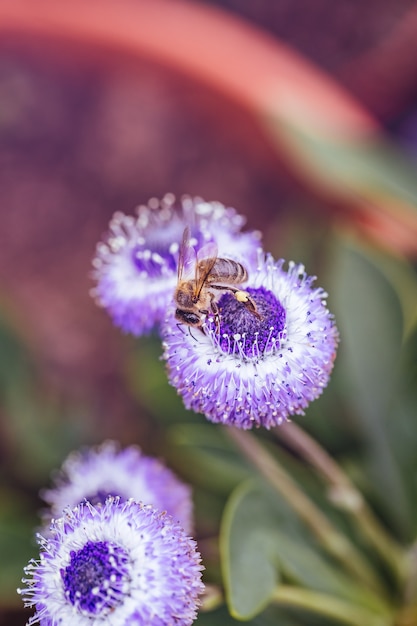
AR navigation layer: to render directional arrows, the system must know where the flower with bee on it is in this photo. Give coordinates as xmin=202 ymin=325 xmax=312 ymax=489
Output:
xmin=18 ymin=498 xmax=204 ymax=626
xmin=41 ymin=441 xmax=193 ymax=534
xmin=162 ymin=253 xmax=339 ymax=430
xmin=91 ymin=194 xmax=261 ymax=336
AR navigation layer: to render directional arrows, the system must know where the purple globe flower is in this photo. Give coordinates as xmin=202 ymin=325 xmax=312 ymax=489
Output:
xmin=19 ymin=498 xmax=204 ymax=626
xmin=162 ymin=254 xmax=339 ymax=429
xmin=41 ymin=441 xmax=193 ymax=533
xmin=92 ymin=193 xmax=261 ymax=336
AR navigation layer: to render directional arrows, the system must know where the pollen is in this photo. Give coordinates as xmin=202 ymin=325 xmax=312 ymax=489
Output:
xmin=235 ymin=290 xmax=250 ymax=302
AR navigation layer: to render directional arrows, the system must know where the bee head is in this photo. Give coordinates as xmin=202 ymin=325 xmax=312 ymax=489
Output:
xmin=175 ymin=309 xmax=201 ymax=327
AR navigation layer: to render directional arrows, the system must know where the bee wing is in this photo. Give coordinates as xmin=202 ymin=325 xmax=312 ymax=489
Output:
xmin=197 ymin=241 xmax=218 ymax=264
xmin=177 ymin=226 xmax=197 ymax=281
xmin=195 ymin=240 xmax=218 ymax=299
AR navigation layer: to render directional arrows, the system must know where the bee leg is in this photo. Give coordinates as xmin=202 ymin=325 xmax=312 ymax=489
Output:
xmin=207 ymin=292 xmax=221 ymax=334
xmin=238 ymin=292 xmax=263 ymax=320
xmin=176 ymin=322 xmax=198 ymax=341
xmin=213 ymin=285 xmax=263 ymax=321
xmin=209 ymin=285 xmax=262 ymax=321
xmin=188 ymin=326 xmax=199 ymax=342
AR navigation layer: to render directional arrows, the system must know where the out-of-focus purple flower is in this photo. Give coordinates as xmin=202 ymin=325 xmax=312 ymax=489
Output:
xmin=41 ymin=441 xmax=193 ymax=533
xmin=19 ymin=498 xmax=204 ymax=626
xmin=91 ymin=194 xmax=261 ymax=336
xmin=162 ymin=254 xmax=339 ymax=429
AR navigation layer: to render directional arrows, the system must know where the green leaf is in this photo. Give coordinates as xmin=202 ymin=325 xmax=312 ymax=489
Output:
xmin=385 ymin=324 xmax=417 ymax=530
xmin=220 ymin=481 xmax=378 ymax=620
xmin=265 ymin=116 xmax=417 ymax=215
xmin=362 ymin=249 xmax=417 ymax=340
xmin=195 ymin=603 xmax=325 ymax=626
xmin=220 ymin=481 xmax=282 ymax=619
xmin=329 ymin=237 xmax=411 ymax=535
xmin=330 ymin=238 xmax=403 ymax=419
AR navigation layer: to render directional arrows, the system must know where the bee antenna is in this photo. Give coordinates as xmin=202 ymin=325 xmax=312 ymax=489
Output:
xmin=188 ymin=326 xmax=199 ymax=342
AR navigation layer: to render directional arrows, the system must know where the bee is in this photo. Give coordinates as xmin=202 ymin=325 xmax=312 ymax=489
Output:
xmin=174 ymin=227 xmax=261 ymax=328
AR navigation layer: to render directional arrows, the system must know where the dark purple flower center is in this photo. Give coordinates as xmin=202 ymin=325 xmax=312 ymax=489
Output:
xmin=132 ymin=246 xmax=177 ymax=275
xmin=132 ymin=229 xmax=212 ymax=277
xmin=61 ymin=540 xmax=130 ymax=616
xmin=213 ymin=286 xmax=286 ymax=358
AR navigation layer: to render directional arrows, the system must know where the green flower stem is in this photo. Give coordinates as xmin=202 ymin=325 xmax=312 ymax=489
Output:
xmin=272 ymin=585 xmax=392 ymax=626
xmin=226 ymin=428 xmax=385 ymax=595
xmin=275 ymin=421 xmax=405 ymax=581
